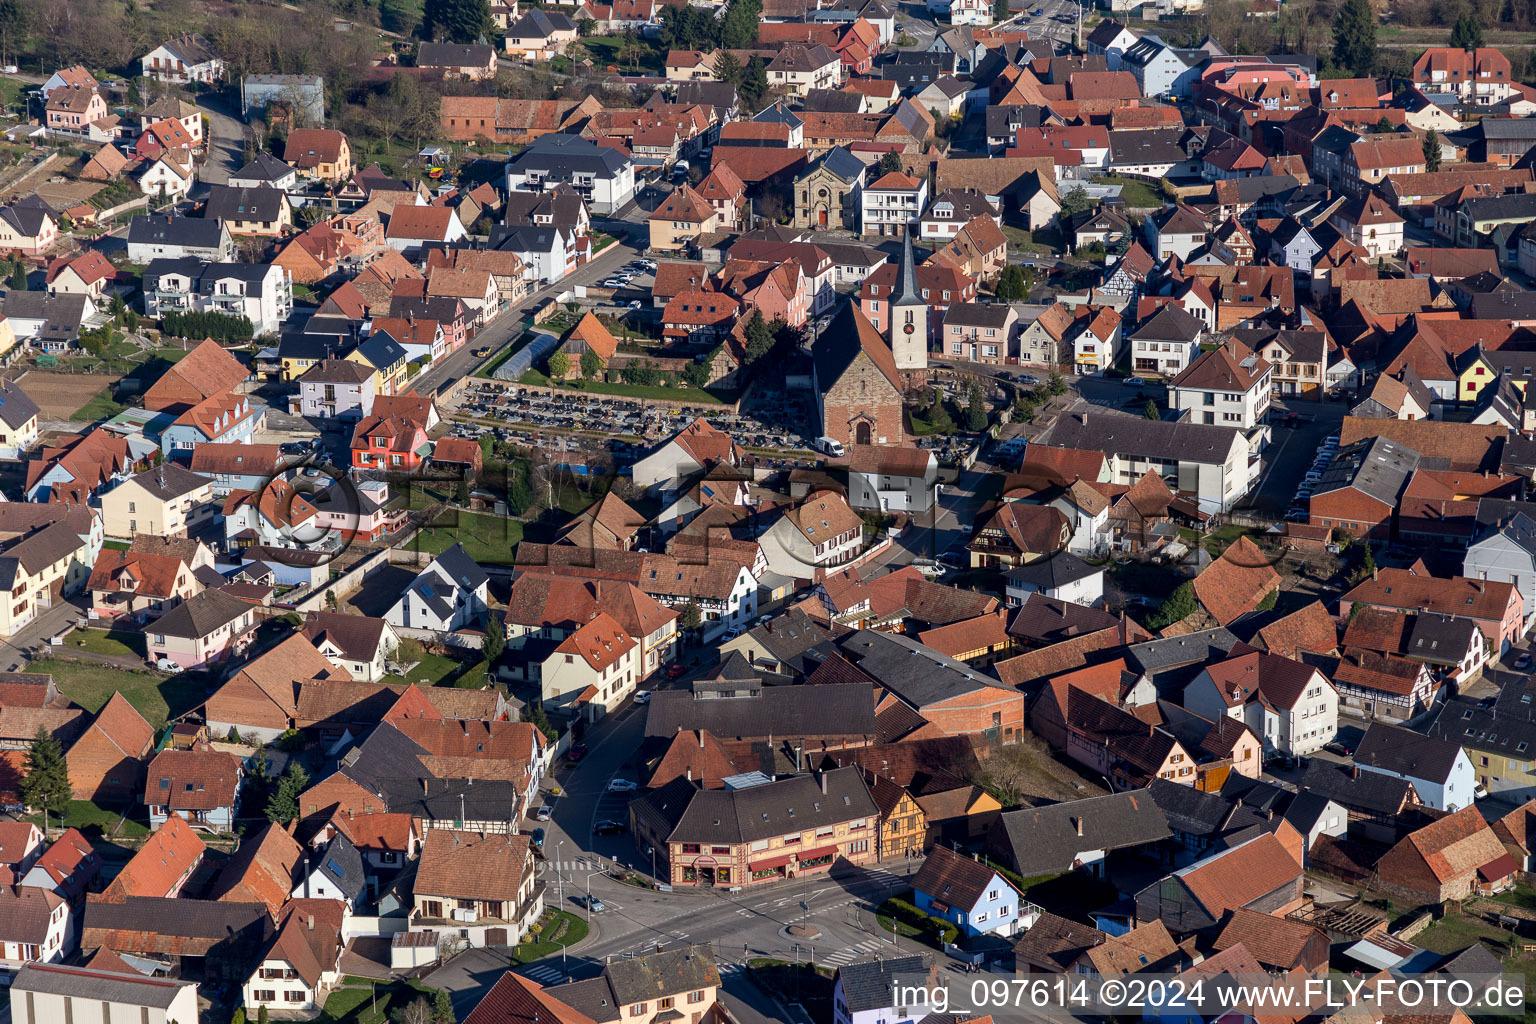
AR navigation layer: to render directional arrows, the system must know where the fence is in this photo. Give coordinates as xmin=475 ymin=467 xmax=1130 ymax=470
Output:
xmin=92 ymin=195 xmax=149 ymax=222
xmin=276 ymin=547 xmax=391 ymax=615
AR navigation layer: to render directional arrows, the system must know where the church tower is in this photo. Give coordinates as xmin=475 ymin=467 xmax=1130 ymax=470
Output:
xmin=888 ymin=229 xmax=928 ymax=373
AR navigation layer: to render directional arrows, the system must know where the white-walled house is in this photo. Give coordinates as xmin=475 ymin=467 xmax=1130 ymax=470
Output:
xmin=1169 ymin=340 xmax=1273 ymax=431
xmin=833 ymin=956 xmax=933 ymax=1024
xmin=1355 ymin=721 xmax=1477 ymax=811
xmin=242 ymin=904 xmax=347 ymax=1015
xmin=1004 ymin=553 xmax=1105 ymax=608
xmin=759 ymin=491 xmax=864 ymax=579
xmin=409 ymin=830 xmax=543 ymax=952
xmin=385 ymin=544 xmax=490 ymax=634
xmin=0 ymin=888 xmax=73 ymax=971
xmin=847 ymin=445 xmax=938 ymax=514
xmin=1183 ymin=649 xmax=1338 ymax=758
xmin=538 ymin=611 xmax=643 ymax=718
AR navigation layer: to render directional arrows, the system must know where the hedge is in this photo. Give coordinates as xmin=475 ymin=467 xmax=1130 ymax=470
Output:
xmin=878 ymin=897 xmax=960 ymax=946
xmin=160 ymin=311 xmax=254 ymax=343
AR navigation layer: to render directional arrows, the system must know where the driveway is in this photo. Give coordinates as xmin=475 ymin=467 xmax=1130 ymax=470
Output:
xmin=192 ymin=92 xmax=246 ymax=187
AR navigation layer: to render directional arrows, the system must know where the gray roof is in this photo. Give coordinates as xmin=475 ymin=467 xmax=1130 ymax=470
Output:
xmin=340 ymin=722 xmax=526 ymax=823
xmin=744 ymin=607 xmax=839 ymax=673
xmin=0 ymin=196 xmax=54 ymax=238
xmin=0 ymin=379 xmax=40 ymax=430
xmin=604 ymin=945 xmax=720 ymax=1005
xmin=231 ymin=152 xmax=294 ymax=183
xmin=1472 ymin=508 xmax=1536 ymax=554
xmin=1133 ymin=304 xmax=1204 ymax=343
xmin=1125 ymin=627 xmax=1239 ymax=673
xmin=1003 ymin=551 xmax=1101 ymax=590
xmin=357 ymin=331 xmax=408 ymax=370
xmin=1109 ymin=127 xmax=1196 ymax=166
xmin=2 ymin=291 xmax=88 ymax=331
xmin=148 ymin=587 xmax=251 ymax=639
xmin=835 ymin=629 xmax=1011 ymax=709
xmin=1481 ymin=118 xmax=1536 ymax=140
xmin=1355 ymin=721 xmax=1464 ymax=785
xmin=1300 ymin=759 xmax=1416 ymax=816
xmin=985 ymin=104 xmax=1048 ymax=139
xmin=429 ymin=543 xmax=489 ymax=592
xmin=417 ymin=42 xmax=496 ymax=67
xmin=1470 ymin=290 xmax=1536 ymax=320
xmin=644 ymin=681 xmax=876 ymax=739
xmin=944 ymin=301 xmax=1013 ymax=329
xmin=510 ymin=134 xmax=628 ymax=179
xmin=754 ymin=101 xmax=805 ymax=131
xmin=505 ymin=7 xmax=574 ymax=36
xmin=837 ymin=956 xmax=925 ymax=1012
xmin=632 ymin=767 xmax=877 ymax=845
xmin=313 ymin=833 xmax=367 ymax=902
xmin=803 ymin=89 xmax=866 ymax=113
xmin=127 ymin=213 xmax=229 ymax=250
xmin=11 ymin=963 xmax=192 ymax=1008
xmin=1406 ymin=613 xmax=1479 ymax=666
xmin=83 ymin=895 xmax=273 ymax=952
xmin=988 ymin=792 xmax=1171 ymax=876
xmin=805 ymin=145 xmax=866 ymax=185
xmin=204 ymin=184 xmax=286 ymax=224
xmin=128 ymin=463 xmax=210 ymax=501
xmin=1039 ymin=405 xmax=1242 ymax=466
xmin=196 ymin=262 xmax=275 ymax=297
xmin=1460 ymin=193 xmax=1536 ymax=227
xmin=1312 ymin=436 xmax=1420 ymax=506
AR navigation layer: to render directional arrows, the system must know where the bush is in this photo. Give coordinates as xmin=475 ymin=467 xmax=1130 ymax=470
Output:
xmin=276 ymin=728 xmax=305 ymax=752
xmin=1145 ymin=581 xmax=1197 ymax=631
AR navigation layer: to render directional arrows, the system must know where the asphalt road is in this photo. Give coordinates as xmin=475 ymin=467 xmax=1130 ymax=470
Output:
xmin=415 ymin=222 xmax=646 ymax=398
xmin=192 ymin=93 xmax=246 ymax=187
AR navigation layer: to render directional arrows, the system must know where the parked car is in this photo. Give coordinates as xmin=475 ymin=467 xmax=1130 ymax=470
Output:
xmin=666 ymin=663 xmax=687 ymax=679
xmin=536 ymin=804 xmax=553 ymax=820
xmin=566 ymin=743 xmax=588 ymax=763
xmin=594 ymin=820 xmax=627 ymax=835
xmin=530 ymin=828 xmax=546 ymax=849
xmin=633 ymin=690 xmax=651 ymax=704
xmin=1323 ymin=741 xmax=1353 ymax=757
xmin=1516 ymin=652 xmax=1532 ymax=670
xmin=608 ymin=778 xmax=638 ymax=792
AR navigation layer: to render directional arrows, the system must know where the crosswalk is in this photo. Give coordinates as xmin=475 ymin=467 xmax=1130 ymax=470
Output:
xmin=524 ymin=964 xmax=568 ymax=984
xmin=539 ymin=859 xmax=606 ymax=872
xmin=822 ymin=940 xmax=887 ymax=967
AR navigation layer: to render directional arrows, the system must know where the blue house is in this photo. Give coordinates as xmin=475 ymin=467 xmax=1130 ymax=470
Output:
xmin=911 ymin=845 xmax=1035 ymax=938
xmin=159 ymin=393 xmax=264 ymax=456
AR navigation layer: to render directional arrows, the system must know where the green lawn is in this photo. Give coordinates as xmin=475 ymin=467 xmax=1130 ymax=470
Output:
xmin=506 ymin=911 xmax=590 ymax=965
xmin=582 ymin=34 xmax=665 ymax=72
xmin=1091 ymin=174 xmax=1164 ymax=209
xmin=26 ymin=800 xmax=149 ymax=839
xmin=34 ymin=658 xmax=205 ymax=728
xmin=320 ymin=980 xmax=445 ymax=1024
xmin=1002 ymin=224 xmax=1061 ymax=255
xmin=67 ymin=629 xmax=146 ymax=659
xmin=408 ymin=509 xmax=523 ymax=566
xmin=72 ymin=387 xmax=126 ymax=422
xmin=519 ymin=368 xmax=552 ymax=386
xmin=149 ymin=346 xmax=192 ymax=363
xmin=382 ymin=651 xmax=482 ymax=687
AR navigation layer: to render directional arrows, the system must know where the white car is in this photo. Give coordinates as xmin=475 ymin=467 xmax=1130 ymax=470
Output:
xmin=608 ymin=779 xmax=639 ymax=793
xmin=633 ymin=691 xmax=651 ymax=704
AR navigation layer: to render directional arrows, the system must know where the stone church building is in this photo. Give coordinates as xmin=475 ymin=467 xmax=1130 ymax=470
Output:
xmin=812 ymin=303 xmax=906 ymax=448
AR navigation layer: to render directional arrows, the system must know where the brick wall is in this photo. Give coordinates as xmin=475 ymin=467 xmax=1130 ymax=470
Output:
xmin=68 ymin=727 xmax=148 ymax=802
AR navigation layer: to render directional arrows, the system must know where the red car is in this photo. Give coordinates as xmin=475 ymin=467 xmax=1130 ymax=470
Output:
xmin=566 ymin=743 xmax=588 ymax=762
xmin=666 ymin=663 xmax=686 ymax=680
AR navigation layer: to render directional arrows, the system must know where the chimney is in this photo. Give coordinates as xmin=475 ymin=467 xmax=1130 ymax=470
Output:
xmin=820 ymin=771 xmax=828 ymax=794
xmin=687 ymin=767 xmax=693 ymax=781
xmin=308 ymin=914 xmax=315 ymax=930
xmin=422 ymin=778 xmax=429 ymax=794
xmin=1073 ymin=816 xmax=1084 ymax=837
xmin=698 ymin=731 xmax=704 ymax=748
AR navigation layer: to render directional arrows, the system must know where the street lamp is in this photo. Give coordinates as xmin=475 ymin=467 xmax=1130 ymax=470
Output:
xmin=556 ymin=841 xmax=566 ymax=909
xmin=584 ymin=868 xmax=604 ymax=922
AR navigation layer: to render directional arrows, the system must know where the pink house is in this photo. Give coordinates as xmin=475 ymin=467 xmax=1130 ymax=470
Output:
xmin=311 ymin=479 xmax=407 ymax=542
xmin=146 ymin=588 xmax=257 ymax=670
xmin=44 ymin=83 xmax=107 ymax=135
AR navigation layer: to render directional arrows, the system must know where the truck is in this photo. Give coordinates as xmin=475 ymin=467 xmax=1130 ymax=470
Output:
xmin=814 ymin=435 xmax=846 ymax=457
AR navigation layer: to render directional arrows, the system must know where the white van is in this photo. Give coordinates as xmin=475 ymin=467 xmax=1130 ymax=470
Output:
xmin=815 ymin=435 xmax=846 ymax=457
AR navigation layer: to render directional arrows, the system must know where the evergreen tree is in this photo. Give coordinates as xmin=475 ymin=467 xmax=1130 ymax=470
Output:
xmin=580 ymin=350 xmax=602 ymax=380
xmin=1045 ymin=373 xmax=1067 ymax=395
xmin=7 ymin=259 xmax=24 ymax=292
xmin=484 ymin=614 xmax=506 ymax=664
xmin=433 ymin=988 xmax=456 ymax=1024
xmin=1332 ymin=0 xmax=1377 ymax=78
xmin=740 ymin=56 xmax=769 ymax=110
xmin=1144 ymin=399 xmax=1160 ymax=419
xmin=547 ymin=350 xmax=570 ymax=379
xmin=965 ymin=384 xmax=987 ymax=432
xmin=992 ymin=0 xmax=1010 ymax=21
xmin=264 ymin=763 xmax=309 ymax=824
xmin=994 ymin=265 xmax=1028 ymax=302
xmin=1423 ymin=128 xmax=1441 ymax=171
xmin=18 ymin=728 xmax=69 ymax=825
xmin=680 ymin=596 xmax=702 ymax=630
xmin=1451 ymin=10 xmax=1484 ymax=49
xmin=1060 ymin=185 xmax=1093 ymax=217
xmin=682 ymin=360 xmax=709 ymax=387
xmin=879 ymin=151 xmax=903 ymax=174
xmin=524 ymin=701 xmax=557 ymax=741
xmin=422 ymin=0 xmax=491 ymax=43
xmin=713 ymin=48 xmax=743 ymax=86
xmin=721 ymin=0 xmax=761 ymax=48
xmin=258 ymin=1008 xmax=269 ymax=1024
xmin=743 ymin=309 xmax=775 ymax=365
xmin=1146 ymin=581 xmax=1196 ymax=630
xmin=1375 ymin=115 xmax=1394 ymax=134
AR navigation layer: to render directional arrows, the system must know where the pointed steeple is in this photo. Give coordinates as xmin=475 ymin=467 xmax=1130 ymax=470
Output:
xmin=891 ymin=227 xmax=920 ymax=306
